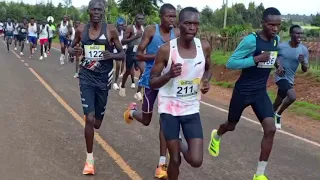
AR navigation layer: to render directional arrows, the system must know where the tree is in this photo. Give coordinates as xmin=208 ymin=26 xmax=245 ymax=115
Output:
xmin=118 ymin=0 xmax=162 ymax=17
xmin=63 ymin=0 xmax=72 ymax=15
xmin=311 ymin=13 xmax=320 ymax=26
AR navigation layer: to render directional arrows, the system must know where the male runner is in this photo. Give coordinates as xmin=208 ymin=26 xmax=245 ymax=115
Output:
xmin=13 ymin=20 xmax=19 ymax=51
xmin=119 ymin=14 xmax=145 ymax=100
xmin=58 ymin=15 xmax=72 ymax=65
xmin=28 ymin=17 xmax=38 ymax=58
xmin=4 ymin=18 xmax=14 ymax=52
xmin=70 ymin=20 xmax=81 ymax=78
xmin=38 ymin=20 xmax=49 ymax=60
xmin=16 ymin=21 xmax=28 ymax=56
xmin=273 ymin=24 xmax=309 ymax=129
xmin=0 ymin=21 xmax=4 ymax=36
xmin=68 ymin=0 xmax=125 ymax=175
xmin=123 ymin=3 xmax=178 ymax=178
xmin=47 ymin=20 xmax=56 ymax=56
xmin=112 ymin=17 xmax=128 ymax=90
xmin=208 ymin=7 xmax=282 ymax=180
xmin=148 ymin=7 xmax=211 ymax=180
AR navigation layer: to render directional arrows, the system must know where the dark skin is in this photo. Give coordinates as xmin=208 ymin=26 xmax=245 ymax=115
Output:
xmin=114 ymin=22 xmax=128 ymax=83
xmin=68 ymin=2 xmax=125 ymax=154
xmin=150 ymin=12 xmax=212 ymax=180
xmin=5 ymin=18 xmax=13 ymax=51
xmin=120 ymin=14 xmax=145 ymax=90
xmin=131 ymin=8 xmax=179 ymax=161
xmin=273 ymin=27 xmax=308 ymax=115
xmin=58 ymin=15 xmax=72 ymax=55
xmin=28 ymin=19 xmax=39 ymax=54
xmin=38 ymin=21 xmax=50 ymax=56
xmin=216 ymin=14 xmax=281 ymax=163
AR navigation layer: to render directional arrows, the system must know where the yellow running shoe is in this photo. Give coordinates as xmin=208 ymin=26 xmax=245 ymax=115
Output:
xmin=123 ymin=102 xmax=137 ymax=124
xmin=253 ymin=174 xmax=268 ymax=180
xmin=154 ymin=164 xmax=168 ymax=179
xmin=83 ymin=159 xmax=95 ymax=175
xmin=208 ymin=129 xmax=220 ymax=157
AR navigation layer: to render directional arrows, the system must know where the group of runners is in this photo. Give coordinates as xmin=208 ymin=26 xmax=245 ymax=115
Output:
xmin=2 ymin=0 xmax=309 ymax=179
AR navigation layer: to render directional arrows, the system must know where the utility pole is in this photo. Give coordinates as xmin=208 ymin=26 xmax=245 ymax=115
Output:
xmin=223 ymin=0 xmax=228 ymax=28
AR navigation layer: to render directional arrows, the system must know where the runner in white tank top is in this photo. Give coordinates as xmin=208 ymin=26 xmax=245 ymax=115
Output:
xmin=147 ymin=7 xmax=212 ymax=179
xmin=38 ymin=21 xmax=49 ymax=60
xmin=113 ymin=18 xmax=127 ymax=90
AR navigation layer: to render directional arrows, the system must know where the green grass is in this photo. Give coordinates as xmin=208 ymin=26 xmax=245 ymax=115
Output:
xmin=211 ymin=50 xmax=231 ymax=65
xmin=210 ymin=79 xmax=234 ymax=88
xmin=267 ymin=91 xmax=320 ymax=121
xmin=209 ymin=81 xmax=320 ymax=120
xmin=301 ymin=26 xmax=320 ymax=30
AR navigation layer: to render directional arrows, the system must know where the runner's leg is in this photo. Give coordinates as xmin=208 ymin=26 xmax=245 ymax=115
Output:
xmin=208 ymin=91 xmax=249 ymax=157
xmin=251 ymin=92 xmax=276 ymax=178
xmin=80 ymin=84 xmax=96 ymax=175
xmin=119 ymin=54 xmax=134 ymax=97
xmin=124 ymin=88 xmax=168 ymax=178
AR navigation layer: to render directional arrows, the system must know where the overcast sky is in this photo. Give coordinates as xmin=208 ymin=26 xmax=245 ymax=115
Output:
xmin=37 ymin=0 xmax=319 ymax=15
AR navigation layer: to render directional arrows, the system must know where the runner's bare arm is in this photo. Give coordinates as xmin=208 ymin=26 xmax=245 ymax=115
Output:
xmin=68 ymin=25 xmax=83 ymax=55
xmin=121 ymin=25 xmax=135 ymax=45
xmin=201 ymin=40 xmax=212 ymax=81
xmin=149 ymin=43 xmax=171 ymax=89
xmin=109 ymin=24 xmax=125 ymax=60
xmin=136 ymin=25 xmax=156 ymax=61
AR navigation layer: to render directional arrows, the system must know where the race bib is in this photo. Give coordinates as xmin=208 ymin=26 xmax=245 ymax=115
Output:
xmin=133 ymin=45 xmax=138 ymax=52
xmin=175 ymin=78 xmax=200 ymax=99
xmin=80 ymin=45 xmax=105 ymax=70
xmin=257 ymin=51 xmax=278 ymax=68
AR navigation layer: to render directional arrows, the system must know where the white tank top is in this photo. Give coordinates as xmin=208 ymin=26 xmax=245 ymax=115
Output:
xmin=39 ymin=24 xmax=49 ymax=39
xmin=13 ymin=23 xmax=19 ymax=34
xmin=28 ymin=23 xmax=37 ymax=37
xmin=113 ymin=30 xmax=127 ymax=53
xmin=59 ymin=21 xmax=68 ymax=35
xmin=48 ymin=25 xmax=54 ymax=38
xmin=157 ymin=38 xmax=205 ymax=116
xmin=6 ymin=23 xmax=14 ymax=32
xmin=70 ymin=27 xmax=75 ymax=40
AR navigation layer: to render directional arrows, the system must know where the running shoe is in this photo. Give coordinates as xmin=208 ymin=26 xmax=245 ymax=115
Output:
xmin=123 ymin=102 xmax=137 ymax=124
xmin=253 ymin=174 xmax=268 ymax=180
xmin=82 ymin=159 xmax=95 ymax=175
xmin=154 ymin=164 xmax=168 ymax=179
xmin=208 ymin=129 xmax=220 ymax=157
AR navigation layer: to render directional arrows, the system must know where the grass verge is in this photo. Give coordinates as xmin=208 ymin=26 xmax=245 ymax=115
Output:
xmin=209 ymin=79 xmax=320 ymax=121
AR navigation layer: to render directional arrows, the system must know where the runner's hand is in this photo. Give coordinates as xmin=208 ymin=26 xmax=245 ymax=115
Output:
xmin=254 ymin=51 xmax=270 ymax=63
xmin=200 ymin=79 xmax=210 ymax=94
xmin=73 ymin=43 xmax=82 ymax=57
xmin=102 ymin=50 xmax=114 ymax=60
xmin=298 ymin=54 xmax=305 ymax=64
xmin=135 ymin=31 xmax=143 ymax=38
xmin=276 ymin=65 xmax=285 ymax=77
xmin=168 ymin=62 xmax=182 ymax=78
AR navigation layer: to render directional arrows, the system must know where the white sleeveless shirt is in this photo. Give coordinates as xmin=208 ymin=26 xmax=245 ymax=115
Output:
xmin=158 ymin=38 xmax=205 ymax=116
xmin=59 ymin=21 xmax=68 ymax=36
xmin=113 ymin=30 xmax=127 ymax=53
xmin=28 ymin=23 xmax=37 ymax=37
xmin=39 ymin=24 xmax=49 ymax=39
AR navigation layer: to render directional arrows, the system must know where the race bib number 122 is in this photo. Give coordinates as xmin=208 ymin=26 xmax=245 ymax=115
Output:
xmin=176 ymin=78 xmax=200 ymax=98
xmin=257 ymin=51 xmax=278 ymax=68
xmin=81 ymin=45 xmax=105 ymax=70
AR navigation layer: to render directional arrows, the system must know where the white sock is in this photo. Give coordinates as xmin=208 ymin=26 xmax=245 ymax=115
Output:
xmin=87 ymin=152 xmax=94 ymax=161
xmin=214 ymin=131 xmax=220 ymax=140
xmin=255 ymin=161 xmax=267 ymax=176
xmin=275 ymin=113 xmax=281 ymax=117
xmin=159 ymin=156 xmax=166 ymax=165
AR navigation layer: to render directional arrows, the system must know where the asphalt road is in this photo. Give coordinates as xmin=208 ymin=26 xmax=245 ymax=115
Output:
xmin=0 ymin=41 xmax=319 ymax=180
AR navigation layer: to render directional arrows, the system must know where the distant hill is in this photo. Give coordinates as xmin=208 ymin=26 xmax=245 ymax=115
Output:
xmin=282 ymin=14 xmax=315 ymax=24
